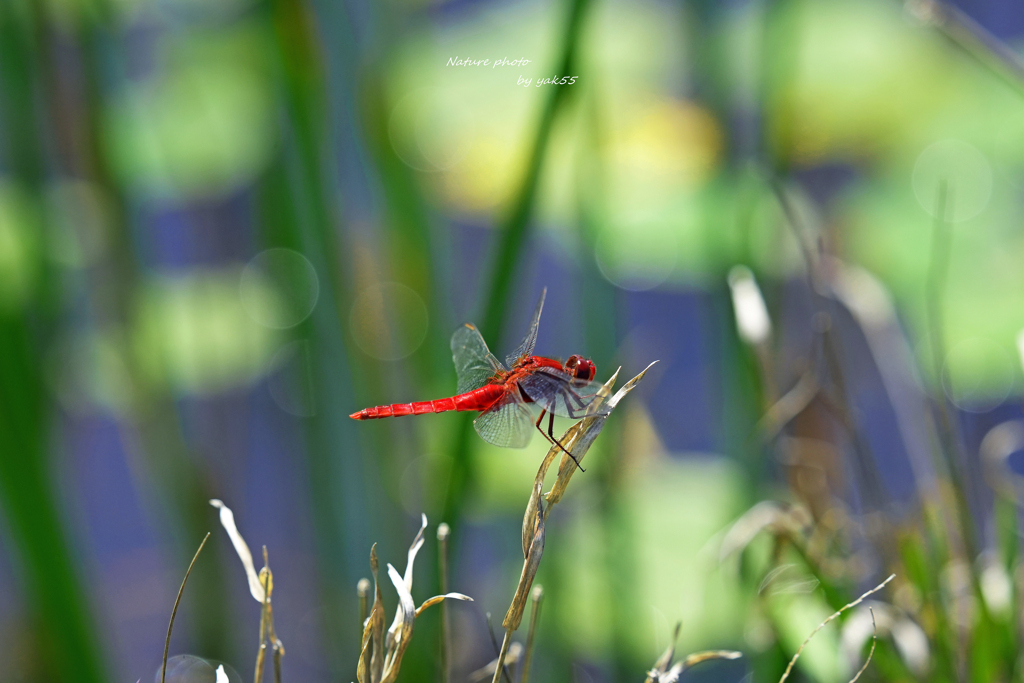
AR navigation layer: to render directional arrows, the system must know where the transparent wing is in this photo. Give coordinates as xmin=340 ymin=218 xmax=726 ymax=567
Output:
xmin=451 ymin=324 xmax=505 ymax=394
xmin=473 ymin=394 xmax=535 ymax=448
xmin=505 ymin=288 xmax=547 ymax=368
xmin=517 ymin=367 xmax=611 ymax=419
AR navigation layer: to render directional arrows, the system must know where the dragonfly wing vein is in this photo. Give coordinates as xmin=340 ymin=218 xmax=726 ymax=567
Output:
xmin=505 ymin=288 xmax=546 ymax=367
xmin=473 ymin=395 xmax=534 ymax=448
xmin=518 ymin=369 xmax=610 ymax=418
xmin=451 ymin=324 xmax=505 ymax=394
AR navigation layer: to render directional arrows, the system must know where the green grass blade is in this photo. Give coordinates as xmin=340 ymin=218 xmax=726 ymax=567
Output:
xmin=0 ymin=8 xmax=108 ymax=682
xmin=478 ymin=0 xmax=593 ymax=347
xmin=442 ymin=0 xmax=594 ymax=529
xmin=0 ymin=321 xmax=108 ymax=683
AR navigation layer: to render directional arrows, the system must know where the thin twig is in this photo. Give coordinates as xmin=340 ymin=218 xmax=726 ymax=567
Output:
xmin=778 ymin=574 xmax=894 ymax=683
xmin=519 ymin=586 xmax=544 ymax=683
xmin=255 ymin=547 xmax=271 ymax=683
xmin=162 ymin=533 xmax=210 ymax=683
xmin=486 ymin=614 xmax=514 ymax=683
xmin=491 ymin=629 xmax=514 ymax=683
xmin=847 ymin=608 xmax=877 ymax=683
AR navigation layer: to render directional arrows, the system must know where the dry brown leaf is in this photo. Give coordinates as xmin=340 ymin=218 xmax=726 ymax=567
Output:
xmin=503 ymin=487 xmax=546 ymax=631
xmin=415 ymin=593 xmax=473 ymax=617
xmin=548 ymin=362 xmax=657 ymax=504
xmin=381 ymin=563 xmax=417 ymax=683
xmin=523 ymin=448 xmax=560 ymax=558
xmin=209 ymin=499 xmax=265 ymax=602
xmin=356 ymin=544 xmax=386 ymax=683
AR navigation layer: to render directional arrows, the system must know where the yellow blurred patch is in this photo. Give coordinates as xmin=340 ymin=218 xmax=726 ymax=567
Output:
xmin=610 ymin=100 xmax=722 ymax=187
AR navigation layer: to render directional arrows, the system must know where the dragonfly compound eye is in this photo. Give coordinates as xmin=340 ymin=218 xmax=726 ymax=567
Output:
xmin=578 ymin=358 xmax=596 ymax=381
xmin=565 ymin=355 xmax=595 ymax=382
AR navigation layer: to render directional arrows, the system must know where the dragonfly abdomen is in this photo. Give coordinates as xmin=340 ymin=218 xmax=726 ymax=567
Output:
xmin=349 ymin=384 xmax=504 ymax=420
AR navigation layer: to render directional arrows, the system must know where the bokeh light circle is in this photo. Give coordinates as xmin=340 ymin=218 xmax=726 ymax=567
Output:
xmin=239 ymin=248 xmax=319 ymax=329
xmin=159 ymin=655 xmax=242 ymax=683
xmin=349 ymin=282 xmax=429 ymax=361
xmin=593 ymin=223 xmax=677 ymax=291
xmin=389 ymin=89 xmax=475 ymax=172
xmin=399 ymin=454 xmax=430 ymax=516
xmin=941 ymin=337 xmax=1014 ymax=412
xmin=415 ymin=91 xmax=476 ymax=171
xmin=912 ymin=139 xmax=992 ymax=222
xmin=268 ymin=340 xmax=316 ymax=417
xmin=994 ymin=113 xmax=1024 ymax=188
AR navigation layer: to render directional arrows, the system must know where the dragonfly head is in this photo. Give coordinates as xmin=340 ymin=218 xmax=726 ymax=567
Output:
xmin=564 ymin=355 xmax=596 ymax=383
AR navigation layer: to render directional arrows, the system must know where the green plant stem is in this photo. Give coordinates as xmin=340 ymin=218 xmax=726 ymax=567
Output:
xmin=261 ymin=3 xmax=385 ymax=667
xmin=479 ymin=0 xmax=592 ymax=346
xmin=442 ymin=0 xmax=594 ymax=530
xmin=53 ymin=11 xmax=237 ymax=658
xmin=0 ymin=8 xmax=108 ymax=683
xmin=925 ymin=181 xmax=977 ymax=561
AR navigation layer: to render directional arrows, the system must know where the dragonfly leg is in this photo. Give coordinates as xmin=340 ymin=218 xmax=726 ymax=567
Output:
xmin=549 ymin=411 xmax=588 ymax=472
xmin=561 ymin=386 xmax=602 ymax=419
xmin=534 ymin=408 xmax=585 ymax=472
xmin=559 ymin=390 xmax=591 ymax=420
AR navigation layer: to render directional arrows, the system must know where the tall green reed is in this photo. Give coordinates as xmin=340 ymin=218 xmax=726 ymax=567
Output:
xmin=442 ymin=0 xmax=595 ymax=534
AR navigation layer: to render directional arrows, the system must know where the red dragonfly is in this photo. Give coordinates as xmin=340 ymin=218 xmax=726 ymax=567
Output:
xmin=349 ymin=290 xmax=606 ymax=468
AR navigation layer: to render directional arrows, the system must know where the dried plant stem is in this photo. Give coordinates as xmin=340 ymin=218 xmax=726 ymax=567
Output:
xmin=268 ymin=604 xmax=283 ymax=683
xmin=254 ymin=636 xmax=265 ymax=683
xmin=910 ymin=0 xmax=1024 ymax=94
xmin=491 ymin=629 xmax=514 ymax=683
xmin=772 ymin=181 xmax=887 ymax=511
xmin=162 ymin=533 xmax=210 ymax=683
xmin=847 ymin=609 xmax=877 ymax=683
xmin=255 ymin=547 xmax=271 ymax=683
xmin=519 ymin=586 xmax=544 ymax=683
xmin=778 ymin=574 xmax=894 ymax=683
xmin=486 ymin=615 xmax=514 ymax=683
xmin=438 ymin=523 xmax=452 ymax=683
xmin=493 ymin=365 xmax=650 ymax=683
